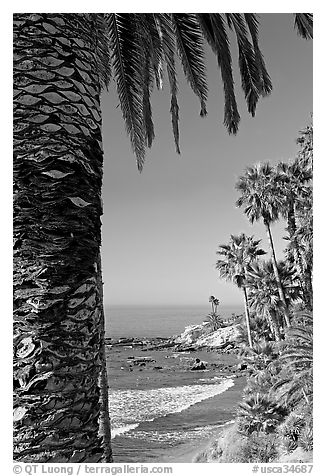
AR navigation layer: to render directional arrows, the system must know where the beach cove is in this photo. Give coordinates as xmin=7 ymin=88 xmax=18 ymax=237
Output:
xmin=106 ymin=339 xmax=245 ymax=463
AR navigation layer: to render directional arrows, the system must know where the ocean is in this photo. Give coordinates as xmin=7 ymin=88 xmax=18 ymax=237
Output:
xmin=104 ymin=305 xmax=244 ymax=462
xmin=104 ymin=304 xmax=244 ymax=338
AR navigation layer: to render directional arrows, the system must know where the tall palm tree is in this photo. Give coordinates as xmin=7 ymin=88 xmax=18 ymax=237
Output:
xmin=293 ymin=122 xmax=313 ymax=310
xmin=246 ymin=260 xmax=299 ymax=341
xmin=293 ymin=190 xmax=313 ymax=309
xmin=276 ymin=159 xmax=312 ymax=242
xmin=216 ymin=233 xmax=266 ymax=347
xmin=235 ymin=162 xmax=292 ymax=327
xmin=13 ymin=13 xmax=312 ymax=462
xmin=276 ymin=159 xmax=312 ymax=309
xmin=208 ymin=295 xmax=220 ymax=314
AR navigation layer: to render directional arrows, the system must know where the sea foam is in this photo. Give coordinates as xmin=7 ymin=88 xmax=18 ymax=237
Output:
xmin=111 ymin=423 xmax=140 ymax=439
xmin=131 ymin=421 xmax=235 ymax=444
xmin=109 ymin=377 xmax=234 ymax=438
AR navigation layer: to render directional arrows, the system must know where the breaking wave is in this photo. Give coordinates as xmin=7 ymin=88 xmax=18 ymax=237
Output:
xmin=109 ymin=377 xmax=234 ymax=438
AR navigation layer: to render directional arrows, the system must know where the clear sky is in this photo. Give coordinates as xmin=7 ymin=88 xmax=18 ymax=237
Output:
xmin=99 ymin=13 xmax=312 ymax=307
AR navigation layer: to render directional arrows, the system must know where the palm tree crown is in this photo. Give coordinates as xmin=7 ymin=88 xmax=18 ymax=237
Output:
xmin=246 ymin=260 xmax=299 ymax=337
xmin=216 ymin=233 xmax=265 ymax=288
xmin=235 ymin=162 xmax=283 ymax=226
xmin=276 ymin=159 xmax=312 ymax=229
xmin=102 ymin=13 xmax=272 ymax=169
xmin=96 ymin=13 xmax=312 ymax=170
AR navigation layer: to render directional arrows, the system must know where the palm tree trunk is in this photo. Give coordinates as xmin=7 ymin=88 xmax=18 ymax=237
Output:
xmin=303 ymin=265 xmax=313 ymax=311
xmin=264 ymin=221 xmax=291 ymax=327
xmin=263 ymin=311 xmax=275 ymax=340
xmin=287 ymin=202 xmax=297 ymax=239
xmin=287 ymin=204 xmax=310 ymax=306
xmin=242 ymin=286 xmax=253 ymax=348
xmin=13 ymin=13 xmax=110 ymax=462
xmin=97 ymin=256 xmax=113 ymax=462
xmin=287 ymin=203 xmax=300 ymax=266
xmin=269 ymin=309 xmax=281 ymax=341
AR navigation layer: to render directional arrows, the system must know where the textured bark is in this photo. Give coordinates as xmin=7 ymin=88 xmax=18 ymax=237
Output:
xmin=286 ymin=201 xmax=296 ymax=238
xmin=286 ymin=204 xmax=309 ymax=305
xmin=13 ymin=14 xmax=110 ymax=462
xmin=97 ymin=256 xmax=113 ymax=462
xmin=264 ymin=221 xmax=291 ymax=327
xmin=269 ymin=309 xmax=281 ymax=341
xmin=242 ymin=286 xmax=253 ymax=348
xmin=292 ymin=206 xmax=313 ymax=311
xmin=286 ymin=203 xmax=298 ymax=264
xmin=302 ymin=265 xmax=313 ymax=311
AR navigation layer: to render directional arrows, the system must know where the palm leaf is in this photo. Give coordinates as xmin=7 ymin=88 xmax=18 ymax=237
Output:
xmin=107 ymin=13 xmax=146 ymax=170
xmin=156 ymin=14 xmax=181 ymax=154
xmin=244 ymin=13 xmax=272 ymax=96
xmin=135 ymin=14 xmax=156 ymax=149
xmin=197 ymin=13 xmax=240 ymax=134
xmin=226 ymin=14 xmax=261 ymax=116
xmin=92 ymin=14 xmax=111 ymax=89
xmin=172 ymin=13 xmax=208 ymax=116
xmin=146 ymin=14 xmax=164 ymax=90
xmin=294 ymin=14 xmax=313 ymax=40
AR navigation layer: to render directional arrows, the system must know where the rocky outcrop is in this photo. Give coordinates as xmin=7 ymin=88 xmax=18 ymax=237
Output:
xmin=196 ymin=325 xmax=241 ymax=348
xmin=174 ymin=322 xmax=212 ymax=346
xmin=174 ymin=322 xmax=241 ymax=350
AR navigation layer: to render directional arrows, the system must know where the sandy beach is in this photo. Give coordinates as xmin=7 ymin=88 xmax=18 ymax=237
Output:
xmin=109 ymin=340 xmax=246 ymax=463
xmin=152 ymin=376 xmax=246 ymax=463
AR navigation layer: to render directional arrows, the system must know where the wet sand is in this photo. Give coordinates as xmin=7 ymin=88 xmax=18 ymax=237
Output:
xmin=109 ymin=344 xmax=246 ymax=463
xmin=152 ymin=376 xmax=246 ymax=463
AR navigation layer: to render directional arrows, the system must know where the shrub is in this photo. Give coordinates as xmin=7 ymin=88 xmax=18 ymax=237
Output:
xmin=277 ymin=404 xmax=313 ymax=456
xmin=238 ymin=393 xmax=287 ymax=435
xmin=204 ymin=312 xmax=224 ymax=331
xmin=199 ymin=422 xmax=280 ymax=463
xmin=240 ymin=433 xmax=280 ymax=463
xmin=298 ymin=425 xmax=313 ymax=452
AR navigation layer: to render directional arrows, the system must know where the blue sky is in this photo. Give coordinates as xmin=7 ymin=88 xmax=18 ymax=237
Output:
xmin=99 ymin=14 xmax=312 ymax=306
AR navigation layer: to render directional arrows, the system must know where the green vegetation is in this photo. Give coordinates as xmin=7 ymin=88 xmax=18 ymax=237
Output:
xmin=204 ymin=296 xmax=224 ymax=331
xmin=210 ymin=122 xmax=313 ymax=463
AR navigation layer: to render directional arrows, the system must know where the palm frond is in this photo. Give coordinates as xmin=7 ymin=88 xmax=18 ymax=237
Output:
xmin=294 ymin=14 xmax=313 ymax=40
xmin=244 ymin=13 xmax=272 ymax=96
xmin=92 ymin=14 xmax=111 ymax=89
xmin=142 ymin=61 xmax=155 ymax=149
xmin=107 ymin=13 xmax=146 ymax=171
xmin=146 ymin=14 xmax=164 ymax=90
xmin=156 ymin=14 xmax=181 ymax=154
xmin=226 ymin=14 xmax=260 ymax=116
xmin=135 ymin=15 xmax=156 ymax=149
xmin=172 ymin=13 xmax=208 ymax=117
xmin=197 ymin=13 xmax=240 ymax=134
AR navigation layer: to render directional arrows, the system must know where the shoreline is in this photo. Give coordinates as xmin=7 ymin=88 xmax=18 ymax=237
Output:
xmin=153 ymin=421 xmax=235 ymax=463
xmin=151 ymin=376 xmax=246 ymax=463
xmin=108 ymin=325 xmax=246 ymax=463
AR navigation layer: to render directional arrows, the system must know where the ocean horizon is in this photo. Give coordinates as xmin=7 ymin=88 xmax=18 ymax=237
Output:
xmin=104 ymin=303 xmax=244 ymax=338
